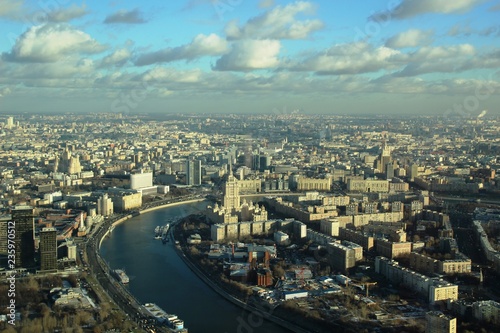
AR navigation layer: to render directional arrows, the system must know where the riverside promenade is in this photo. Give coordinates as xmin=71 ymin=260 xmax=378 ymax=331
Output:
xmin=171 ymin=222 xmax=311 ymax=333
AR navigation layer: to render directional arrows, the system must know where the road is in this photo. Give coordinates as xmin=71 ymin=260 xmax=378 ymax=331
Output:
xmin=82 ymin=195 xmax=200 ymax=332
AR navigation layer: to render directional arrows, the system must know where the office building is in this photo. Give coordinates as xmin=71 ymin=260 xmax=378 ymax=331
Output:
xmin=347 ymin=179 xmax=389 ymax=193
xmin=186 ymin=159 xmax=202 ymax=185
xmin=0 ymin=215 xmax=11 ymax=267
xmin=67 ymin=242 xmax=77 ymax=261
xmin=40 ymin=227 xmax=57 ymax=271
xmin=386 ymin=162 xmax=394 ymax=179
xmin=0 ymin=215 xmax=10 ymax=257
xmin=409 ymin=164 xmax=419 ymax=181
xmin=12 ymin=206 xmax=35 ymax=268
xmin=130 ymin=171 xmax=153 ymax=189
xmin=6 ymin=116 xmax=14 ymax=129
xmin=259 ymin=155 xmax=271 ymax=172
xmin=297 ymin=177 xmax=331 ymax=191
xmin=252 ymin=154 xmax=260 ymax=171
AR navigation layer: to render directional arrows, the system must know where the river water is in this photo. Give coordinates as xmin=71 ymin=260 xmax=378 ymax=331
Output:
xmin=100 ymin=201 xmax=291 ymax=333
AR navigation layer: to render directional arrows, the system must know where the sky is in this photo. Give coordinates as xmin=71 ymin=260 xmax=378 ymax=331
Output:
xmin=0 ymin=0 xmax=499 ymax=116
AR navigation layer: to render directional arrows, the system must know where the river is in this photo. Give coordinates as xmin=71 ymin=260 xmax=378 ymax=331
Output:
xmin=100 ymin=201 xmax=291 ymax=333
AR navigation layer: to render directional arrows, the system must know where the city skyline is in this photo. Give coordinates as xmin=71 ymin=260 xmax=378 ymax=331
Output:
xmin=0 ymin=0 xmax=499 ymax=114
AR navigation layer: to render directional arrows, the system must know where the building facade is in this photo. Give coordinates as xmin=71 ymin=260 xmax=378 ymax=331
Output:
xmin=186 ymin=159 xmax=202 ymax=186
xmin=426 ymin=311 xmax=456 ymax=333
xmin=40 ymin=227 xmax=57 ymax=271
xmin=12 ymin=206 xmax=35 ymax=268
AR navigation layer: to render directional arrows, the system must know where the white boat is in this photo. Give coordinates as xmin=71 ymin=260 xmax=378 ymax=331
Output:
xmin=162 ymin=223 xmax=170 ymax=243
xmin=113 ymin=269 xmax=129 ymax=284
xmin=154 ymin=226 xmax=162 ymax=239
xmin=143 ymin=303 xmax=185 ymax=330
xmin=162 ymin=223 xmax=170 ymax=237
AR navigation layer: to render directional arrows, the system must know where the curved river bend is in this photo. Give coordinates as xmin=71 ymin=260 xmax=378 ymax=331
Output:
xmin=100 ymin=201 xmax=291 ymax=333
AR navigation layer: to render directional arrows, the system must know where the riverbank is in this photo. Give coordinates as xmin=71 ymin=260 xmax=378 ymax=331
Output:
xmin=138 ymin=199 xmax=205 ymax=215
xmin=171 ymin=223 xmax=311 ymax=333
xmin=91 ymin=197 xmax=205 ymax=332
xmin=98 ymin=198 xmax=205 ymax=248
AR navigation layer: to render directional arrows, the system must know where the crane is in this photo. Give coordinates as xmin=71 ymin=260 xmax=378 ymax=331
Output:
xmin=351 ymin=279 xmax=378 ymax=298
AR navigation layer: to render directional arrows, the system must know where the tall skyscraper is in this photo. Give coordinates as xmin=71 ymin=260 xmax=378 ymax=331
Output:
xmin=12 ymin=206 xmax=35 ymax=268
xmin=5 ymin=116 xmax=14 ymax=129
xmin=409 ymin=163 xmax=419 ymax=181
xmin=66 ymin=241 xmax=77 ymax=261
xmin=39 ymin=227 xmax=57 ymax=271
xmin=97 ymin=193 xmax=114 ymax=216
xmin=252 ymin=154 xmax=260 ymax=171
xmin=222 ymin=168 xmax=240 ymax=211
xmin=57 ymin=149 xmax=82 ymax=174
xmin=386 ymin=162 xmax=394 ymax=179
xmin=259 ymin=155 xmax=271 ymax=172
xmin=378 ymin=140 xmax=392 ymax=174
xmin=186 ymin=159 xmax=202 ymax=185
xmin=0 ymin=214 xmax=10 ymax=266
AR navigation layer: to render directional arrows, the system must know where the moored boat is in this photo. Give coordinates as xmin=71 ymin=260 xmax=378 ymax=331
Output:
xmin=113 ymin=269 xmax=129 ymax=284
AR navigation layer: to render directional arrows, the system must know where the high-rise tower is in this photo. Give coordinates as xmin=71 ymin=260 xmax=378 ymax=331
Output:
xmin=186 ymin=159 xmax=202 ymax=185
xmin=222 ymin=164 xmax=240 ymax=211
xmin=12 ymin=206 xmax=35 ymax=268
xmin=378 ymin=138 xmax=392 ymax=175
xmin=39 ymin=227 xmax=57 ymax=271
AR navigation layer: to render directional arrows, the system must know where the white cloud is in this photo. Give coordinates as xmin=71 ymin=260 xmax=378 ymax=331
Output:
xmin=140 ymin=67 xmax=203 ymax=83
xmin=396 ymin=44 xmax=476 ymax=76
xmin=214 ymin=39 xmax=281 ymax=71
xmin=135 ymin=33 xmax=228 ymax=66
xmin=104 ymin=8 xmax=146 ymax=24
xmin=6 ymin=58 xmax=96 ymax=80
xmin=2 ymin=24 xmax=107 ymax=63
xmin=371 ymin=0 xmax=485 ymax=20
xmin=47 ymin=4 xmax=89 ymax=22
xmin=448 ymin=23 xmax=500 ymax=37
xmin=294 ymin=42 xmax=402 ymax=75
xmin=99 ymin=49 xmax=131 ymax=67
xmin=410 ymin=44 xmax=475 ymax=61
xmin=225 ymin=1 xmax=323 ymax=40
xmin=386 ymin=29 xmax=433 ymax=48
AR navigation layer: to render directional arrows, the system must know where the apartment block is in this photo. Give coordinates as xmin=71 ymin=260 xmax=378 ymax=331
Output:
xmin=376 ymin=239 xmax=412 ymax=259
xmin=426 ymin=311 xmax=457 ymax=333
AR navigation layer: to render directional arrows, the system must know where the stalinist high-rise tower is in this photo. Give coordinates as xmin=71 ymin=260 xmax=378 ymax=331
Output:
xmin=222 ymin=166 xmax=240 ymax=211
xmin=377 ymin=138 xmax=392 ymax=174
